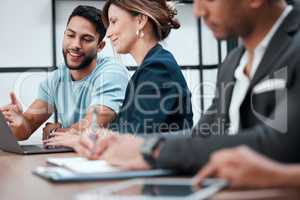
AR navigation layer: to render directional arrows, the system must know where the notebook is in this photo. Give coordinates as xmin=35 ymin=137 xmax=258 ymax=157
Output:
xmin=33 ymin=157 xmax=175 ymax=182
xmin=46 ymin=157 xmax=121 ymax=174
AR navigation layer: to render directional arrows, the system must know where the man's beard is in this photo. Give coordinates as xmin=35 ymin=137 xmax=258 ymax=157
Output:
xmin=63 ymin=49 xmax=97 ymax=70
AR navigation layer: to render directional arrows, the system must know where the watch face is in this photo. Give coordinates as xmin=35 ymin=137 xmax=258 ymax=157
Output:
xmin=140 ymin=138 xmax=161 ymax=168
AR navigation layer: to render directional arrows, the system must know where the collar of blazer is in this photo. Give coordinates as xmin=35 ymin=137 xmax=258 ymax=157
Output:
xmin=215 ymin=46 xmax=244 ymax=118
xmin=248 ymin=4 xmax=300 ymax=88
xmin=219 ymin=4 xmax=300 ymax=115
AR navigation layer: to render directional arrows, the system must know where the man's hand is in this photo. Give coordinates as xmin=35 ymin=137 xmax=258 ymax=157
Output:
xmin=0 ymin=92 xmax=24 ymax=128
xmin=193 ymin=146 xmax=287 ymax=189
xmin=42 ymin=122 xmax=63 ymax=140
xmin=69 ymin=118 xmax=92 ymax=133
xmin=43 ymin=128 xmax=80 ymax=148
xmin=75 ymin=131 xmax=151 ymax=170
xmin=100 ymin=135 xmax=150 ymax=170
xmin=74 ymin=128 xmax=116 ymax=159
xmin=1 ymin=95 xmax=52 ymax=140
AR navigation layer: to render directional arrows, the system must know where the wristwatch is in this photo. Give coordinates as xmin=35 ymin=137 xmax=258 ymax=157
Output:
xmin=140 ymin=137 xmax=165 ymax=168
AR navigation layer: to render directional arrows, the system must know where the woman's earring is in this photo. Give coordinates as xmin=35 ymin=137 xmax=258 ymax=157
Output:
xmin=136 ymin=30 xmax=144 ymax=38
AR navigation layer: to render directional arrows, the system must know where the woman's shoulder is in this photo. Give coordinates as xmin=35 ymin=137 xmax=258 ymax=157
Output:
xmin=136 ymin=46 xmax=188 ymax=87
xmin=141 ymin=46 xmax=180 ymax=76
xmin=143 ymin=46 xmax=178 ymax=67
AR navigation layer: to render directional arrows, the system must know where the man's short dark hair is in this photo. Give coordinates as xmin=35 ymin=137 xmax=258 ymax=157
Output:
xmin=286 ymin=0 xmax=294 ymax=4
xmin=67 ymin=5 xmax=107 ymax=42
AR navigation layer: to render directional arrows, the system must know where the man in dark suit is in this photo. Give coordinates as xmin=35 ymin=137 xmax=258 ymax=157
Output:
xmin=76 ymin=0 xmax=300 ymax=173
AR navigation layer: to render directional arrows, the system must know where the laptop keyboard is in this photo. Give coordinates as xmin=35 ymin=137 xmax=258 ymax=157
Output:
xmin=21 ymin=144 xmax=44 ymax=151
xmin=21 ymin=144 xmax=73 ymax=153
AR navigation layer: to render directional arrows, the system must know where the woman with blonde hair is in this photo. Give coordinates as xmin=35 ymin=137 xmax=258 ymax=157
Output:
xmin=102 ymin=0 xmax=193 ymax=134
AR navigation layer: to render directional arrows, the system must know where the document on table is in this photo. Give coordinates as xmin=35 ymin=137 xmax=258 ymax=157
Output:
xmin=46 ymin=157 xmax=121 ymax=174
xmin=33 ymin=157 xmax=175 ymax=182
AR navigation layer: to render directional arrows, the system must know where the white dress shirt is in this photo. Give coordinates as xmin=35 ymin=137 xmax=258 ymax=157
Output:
xmin=228 ymin=5 xmax=293 ymax=135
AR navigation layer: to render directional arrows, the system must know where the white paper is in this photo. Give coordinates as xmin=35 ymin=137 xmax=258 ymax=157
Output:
xmin=47 ymin=157 xmax=122 ymax=174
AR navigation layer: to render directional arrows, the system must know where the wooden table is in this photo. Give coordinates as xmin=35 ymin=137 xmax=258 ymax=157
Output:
xmin=0 ymin=150 xmax=299 ymax=200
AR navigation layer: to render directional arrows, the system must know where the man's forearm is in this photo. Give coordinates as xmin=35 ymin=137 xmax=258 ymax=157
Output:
xmin=12 ymin=116 xmax=33 ymax=141
xmin=69 ymin=106 xmax=116 ymax=133
xmin=155 ymin=131 xmax=267 ymax=173
xmin=11 ymin=100 xmax=53 ymax=140
xmin=155 ymin=122 xmax=300 ymax=174
xmin=280 ymin=165 xmax=300 ymax=187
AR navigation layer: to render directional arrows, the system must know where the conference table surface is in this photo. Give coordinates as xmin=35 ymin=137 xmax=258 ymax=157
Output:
xmin=0 ymin=150 xmax=300 ymax=200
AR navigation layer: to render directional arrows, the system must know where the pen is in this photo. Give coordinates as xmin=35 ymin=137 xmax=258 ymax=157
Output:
xmin=88 ymin=132 xmax=98 ymax=158
xmin=89 ymin=108 xmax=99 ymax=157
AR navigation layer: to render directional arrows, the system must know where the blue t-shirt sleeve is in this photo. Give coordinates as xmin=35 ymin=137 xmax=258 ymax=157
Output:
xmin=36 ymin=71 xmax=57 ymax=106
xmin=90 ymin=64 xmax=129 ymax=113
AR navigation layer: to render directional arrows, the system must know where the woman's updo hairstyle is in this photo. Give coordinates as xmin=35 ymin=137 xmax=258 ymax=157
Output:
xmin=102 ymin=0 xmax=180 ymax=41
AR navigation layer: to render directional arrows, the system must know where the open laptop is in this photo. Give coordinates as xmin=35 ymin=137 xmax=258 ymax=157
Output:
xmin=0 ymin=111 xmax=73 ymax=154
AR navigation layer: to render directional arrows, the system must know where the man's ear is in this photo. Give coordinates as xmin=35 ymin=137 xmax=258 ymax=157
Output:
xmin=248 ymin=0 xmax=264 ymax=9
xmin=97 ymin=41 xmax=106 ymax=52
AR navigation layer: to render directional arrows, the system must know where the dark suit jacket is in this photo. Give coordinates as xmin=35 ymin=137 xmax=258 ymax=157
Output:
xmin=155 ymin=1 xmax=300 ymax=173
xmin=110 ymin=44 xmax=193 ymax=134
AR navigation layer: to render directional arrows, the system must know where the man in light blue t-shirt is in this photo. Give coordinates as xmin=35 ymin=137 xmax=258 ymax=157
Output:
xmin=0 ymin=6 xmax=129 ymax=147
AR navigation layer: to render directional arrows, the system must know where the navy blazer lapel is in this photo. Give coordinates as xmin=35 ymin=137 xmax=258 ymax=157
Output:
xmin=250 ymin=6 xmax=299 ymax=88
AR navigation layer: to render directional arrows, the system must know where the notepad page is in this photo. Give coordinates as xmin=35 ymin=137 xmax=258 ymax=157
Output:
xmin=47 ymin=157 xmax=122 ymax=174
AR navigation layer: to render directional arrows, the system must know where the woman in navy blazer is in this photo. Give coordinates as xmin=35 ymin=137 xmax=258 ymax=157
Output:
xmin=102 ymin=0 xmax=193 ymax=134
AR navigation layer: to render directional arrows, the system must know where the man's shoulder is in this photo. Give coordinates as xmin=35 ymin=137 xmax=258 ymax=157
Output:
xmin=96 ymin=56 xmax=128 ymax=72
xmin=92 ymin=56 xmax=129 ymax=81
xmin=43 ymin=67 xmax=63 ymax=82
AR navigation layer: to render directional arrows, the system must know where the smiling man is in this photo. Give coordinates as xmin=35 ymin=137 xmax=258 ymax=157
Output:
xmin=0 ymin=5 xmax=129 ymax=147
